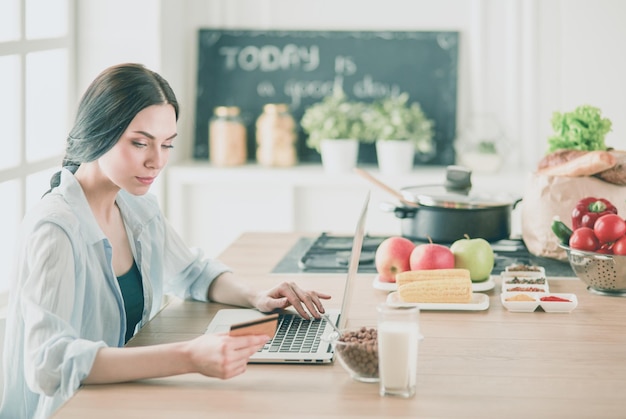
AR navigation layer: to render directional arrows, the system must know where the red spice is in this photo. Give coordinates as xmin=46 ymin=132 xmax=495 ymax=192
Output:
xmin=540 ymin=296 xmax=572 ymax=302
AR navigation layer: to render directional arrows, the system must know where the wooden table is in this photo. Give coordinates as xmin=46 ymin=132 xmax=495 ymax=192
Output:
xmin=54 ymin=233 xmax=626 ymax=418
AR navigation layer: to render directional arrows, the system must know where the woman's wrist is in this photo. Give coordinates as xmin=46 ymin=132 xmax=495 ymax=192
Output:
xmin=208 ymin=271 xmax=258 ymax=309
xmin=177 ymin=340 xmax=198 ymax=375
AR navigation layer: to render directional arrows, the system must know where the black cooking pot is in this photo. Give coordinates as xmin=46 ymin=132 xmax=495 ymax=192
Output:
xmin=382 ymin=166 xmax=520 ymax=243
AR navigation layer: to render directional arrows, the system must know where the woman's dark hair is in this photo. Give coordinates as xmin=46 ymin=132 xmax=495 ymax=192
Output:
xmin=47 ymin=63 xmax=179 ymax=192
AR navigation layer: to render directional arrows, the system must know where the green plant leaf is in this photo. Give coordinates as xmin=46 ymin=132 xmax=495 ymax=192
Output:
xmin=547 ymin=105 xmax=612 ymax=152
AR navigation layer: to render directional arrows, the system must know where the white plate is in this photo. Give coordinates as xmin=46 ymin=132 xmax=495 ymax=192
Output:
xmin=386 ymin=291 xmax=490 ymax=311
xmin=373 ymin=274 xmax=496 ymax=293
xmin=372 ymin=275 xmax=397 ymax=291
xmin=472 ymin=276 xmax=496 ymax=292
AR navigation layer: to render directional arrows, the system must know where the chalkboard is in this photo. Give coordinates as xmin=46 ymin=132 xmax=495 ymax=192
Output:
xmin=194 ymin=29 xmax=459 ymax=165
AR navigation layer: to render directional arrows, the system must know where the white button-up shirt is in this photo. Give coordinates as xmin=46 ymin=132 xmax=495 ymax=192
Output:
xmin=0 ymin=169 xmax=230 ymax=418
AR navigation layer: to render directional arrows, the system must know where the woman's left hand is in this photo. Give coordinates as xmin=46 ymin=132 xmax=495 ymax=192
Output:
xmin=253 ymin=282 xmax=331 ymax=319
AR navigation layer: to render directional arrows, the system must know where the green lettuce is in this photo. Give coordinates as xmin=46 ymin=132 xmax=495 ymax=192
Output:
xmin=547 ymin=105 xmax=612 ymax=152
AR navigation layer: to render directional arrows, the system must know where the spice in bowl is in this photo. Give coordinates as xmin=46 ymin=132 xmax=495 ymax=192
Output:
xmin=505 ymin=293 xmax=536 ymax=302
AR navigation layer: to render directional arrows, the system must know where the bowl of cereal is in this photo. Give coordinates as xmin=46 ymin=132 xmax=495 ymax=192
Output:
xmin=324 ymin=327 xmax=379 ymax=383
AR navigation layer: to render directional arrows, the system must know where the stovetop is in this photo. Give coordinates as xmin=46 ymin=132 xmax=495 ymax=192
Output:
xmin=271 ymin=233 xmax=575 ymax=277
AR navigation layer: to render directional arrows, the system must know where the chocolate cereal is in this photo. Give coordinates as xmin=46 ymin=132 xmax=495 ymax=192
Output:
xmin=335 ymin=327 xmax=379 ymax=378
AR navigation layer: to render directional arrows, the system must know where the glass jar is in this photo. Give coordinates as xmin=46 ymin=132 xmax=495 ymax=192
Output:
xmin=255 ymin=103 xmax=297 ymax=167
xmin=209 ymin=106 xmax=247 ymax=166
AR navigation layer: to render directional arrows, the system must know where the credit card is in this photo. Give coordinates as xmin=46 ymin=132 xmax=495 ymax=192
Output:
xmin=228 ymin=313 xmax=279 ymax=337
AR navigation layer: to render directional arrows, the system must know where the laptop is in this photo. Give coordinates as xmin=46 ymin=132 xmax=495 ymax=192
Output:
xmin=204 ymin=191 xmax=370 ymax=363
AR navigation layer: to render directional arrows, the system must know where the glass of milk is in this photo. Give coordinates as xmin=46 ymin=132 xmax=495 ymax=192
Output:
xmin=377 ymin=304 xmax=422 ymax=398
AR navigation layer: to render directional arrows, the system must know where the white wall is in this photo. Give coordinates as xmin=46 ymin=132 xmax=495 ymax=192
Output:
xmin=75 ymin=0 xmax=165 ymax=202
xmin=176 ymin=0 xmax=626 ymax=170
xmin=76 ymin=0 xmax=626 ymax=190
xmin=0 ymin=318 xmax=4 ymax=398
xmin=545 ymin=0 xmax=626 ymax=147
xmin=76 ymin=0 xmax=161 ymax=90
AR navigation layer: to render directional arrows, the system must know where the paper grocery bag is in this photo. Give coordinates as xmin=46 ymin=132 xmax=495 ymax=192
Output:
xmin=521 ymin=173 xmax=626 ymax=260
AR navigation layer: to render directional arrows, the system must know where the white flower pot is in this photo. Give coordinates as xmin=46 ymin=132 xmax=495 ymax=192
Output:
xmin=375 ymin=140 xmax=415 ymax=175
xmin=320 ymin=139 xmax=359 ymax=174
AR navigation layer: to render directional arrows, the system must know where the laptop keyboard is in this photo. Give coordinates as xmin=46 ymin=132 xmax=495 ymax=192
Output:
xmin=261 ymin=314 xmax=325 ymax=353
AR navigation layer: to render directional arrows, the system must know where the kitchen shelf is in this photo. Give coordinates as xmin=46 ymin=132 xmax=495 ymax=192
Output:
xmin=165 ymin=160 xmax=528 ymax=257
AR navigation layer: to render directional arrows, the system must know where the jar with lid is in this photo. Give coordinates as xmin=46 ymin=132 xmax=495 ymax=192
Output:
xmin=255 ymin=103 xmax=298 ymax=167
xmin=209 ymin=106 xmax=247 ymax=166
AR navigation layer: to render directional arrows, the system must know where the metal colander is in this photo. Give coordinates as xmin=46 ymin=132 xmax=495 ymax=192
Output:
xmin=561 ymin=245 xmax=626 ymax=296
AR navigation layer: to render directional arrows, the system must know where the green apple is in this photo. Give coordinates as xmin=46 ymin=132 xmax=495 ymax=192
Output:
xmin=450 ymin=235 xmax=494 ymax=282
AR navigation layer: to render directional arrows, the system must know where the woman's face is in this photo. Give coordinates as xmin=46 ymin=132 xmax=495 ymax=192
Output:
xmin=98 ymin=104 xmax=177 ymax=195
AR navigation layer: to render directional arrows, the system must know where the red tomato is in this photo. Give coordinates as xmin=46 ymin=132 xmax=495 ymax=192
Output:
xmin=569 ymin=227 xmax=600 ymax=251
xmin=597 ymin=243 xmax=614 ymax=254
xmin=593 ymin=214 xmax=626 ymax=244
xmin=612 ymin=235 xmax=626 ymax=255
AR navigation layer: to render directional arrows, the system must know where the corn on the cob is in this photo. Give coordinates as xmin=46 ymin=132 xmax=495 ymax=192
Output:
xmin=396 ymin=269 xmax=472 ymax=303
xmin=396 ymin=268 xmax=471 ymax=287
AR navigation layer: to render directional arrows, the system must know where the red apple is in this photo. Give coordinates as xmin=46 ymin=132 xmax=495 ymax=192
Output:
xmin=409 ymin=242 xmax=455 ymax=270
xmin=375 ymin=236 xmax=416 ymax=282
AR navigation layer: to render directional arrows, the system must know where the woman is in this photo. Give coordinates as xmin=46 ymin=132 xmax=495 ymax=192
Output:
xmin=0 ymin=63 xmax=330 ymax=418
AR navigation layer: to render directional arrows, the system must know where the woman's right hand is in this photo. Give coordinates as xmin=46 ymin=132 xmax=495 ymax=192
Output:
xmin=185 ymin=333 xmax=269 ymax=379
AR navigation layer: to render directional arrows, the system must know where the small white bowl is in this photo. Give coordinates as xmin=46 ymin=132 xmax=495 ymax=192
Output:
xmin=504 ymin=264 xmax=546 ymax=275
xmin=501 ymin=270 xmax=546 ymax=280
xmin=501 ymin=271 xmax=547 ymax=283
xmin=501 ymin=292 xmax=540 ymax=312
xmin=502 ymin=282 xmax=549 ymax=293
xmin=538 ymin=293 xmax=578 ymax=313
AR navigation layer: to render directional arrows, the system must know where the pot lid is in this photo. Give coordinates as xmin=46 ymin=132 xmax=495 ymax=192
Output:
xmin=400 ymin=184 xmax=516 ymax=209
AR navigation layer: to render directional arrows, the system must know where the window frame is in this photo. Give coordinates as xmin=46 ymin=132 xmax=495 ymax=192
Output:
xmin=0 ymin=0 xmax=76 ymax=309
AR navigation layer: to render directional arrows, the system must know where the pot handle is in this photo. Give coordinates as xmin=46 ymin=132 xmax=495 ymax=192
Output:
xmin=379 ymin=202 xmax=418 ymax=219
xmin=354 ymin=168 xmax=419 ymax=208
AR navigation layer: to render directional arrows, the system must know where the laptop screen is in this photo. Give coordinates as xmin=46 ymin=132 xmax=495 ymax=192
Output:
xmin=337 ymin=191 xmax=370 ymax=330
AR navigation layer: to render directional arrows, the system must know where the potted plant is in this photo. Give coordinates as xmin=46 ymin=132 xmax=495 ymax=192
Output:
xmin=363 ymin=93 xmax=435 ymax=175
xmin=454 ymin=114 xmax=505 ymax=173
xmin=300 ymin=90 xmax=367 ymax=174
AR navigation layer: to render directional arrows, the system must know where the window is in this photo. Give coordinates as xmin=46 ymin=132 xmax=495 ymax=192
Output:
xmin=0 ymin=0 xmax=75 ymax=303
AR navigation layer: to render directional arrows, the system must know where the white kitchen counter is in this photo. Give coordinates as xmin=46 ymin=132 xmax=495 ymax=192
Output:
xmin=165 ymin=160 xmax=529 ymax=256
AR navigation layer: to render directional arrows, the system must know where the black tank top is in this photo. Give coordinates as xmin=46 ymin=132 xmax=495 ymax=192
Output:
xmin=116 ymin=260 xmax=144 ymax=343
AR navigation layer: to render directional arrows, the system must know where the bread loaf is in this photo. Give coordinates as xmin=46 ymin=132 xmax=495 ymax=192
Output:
xmin=537 ymin=149 xmax=587 ymax=170
xmin=536 ymin=150 xmax=616 ymax=177
xmin=396 ymin=269 xmax=472 ymax=303
xmin=537 ymin=149 xmax=626 ymax=185
xmin=596 ymin=150 xmax=626 ymax=185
